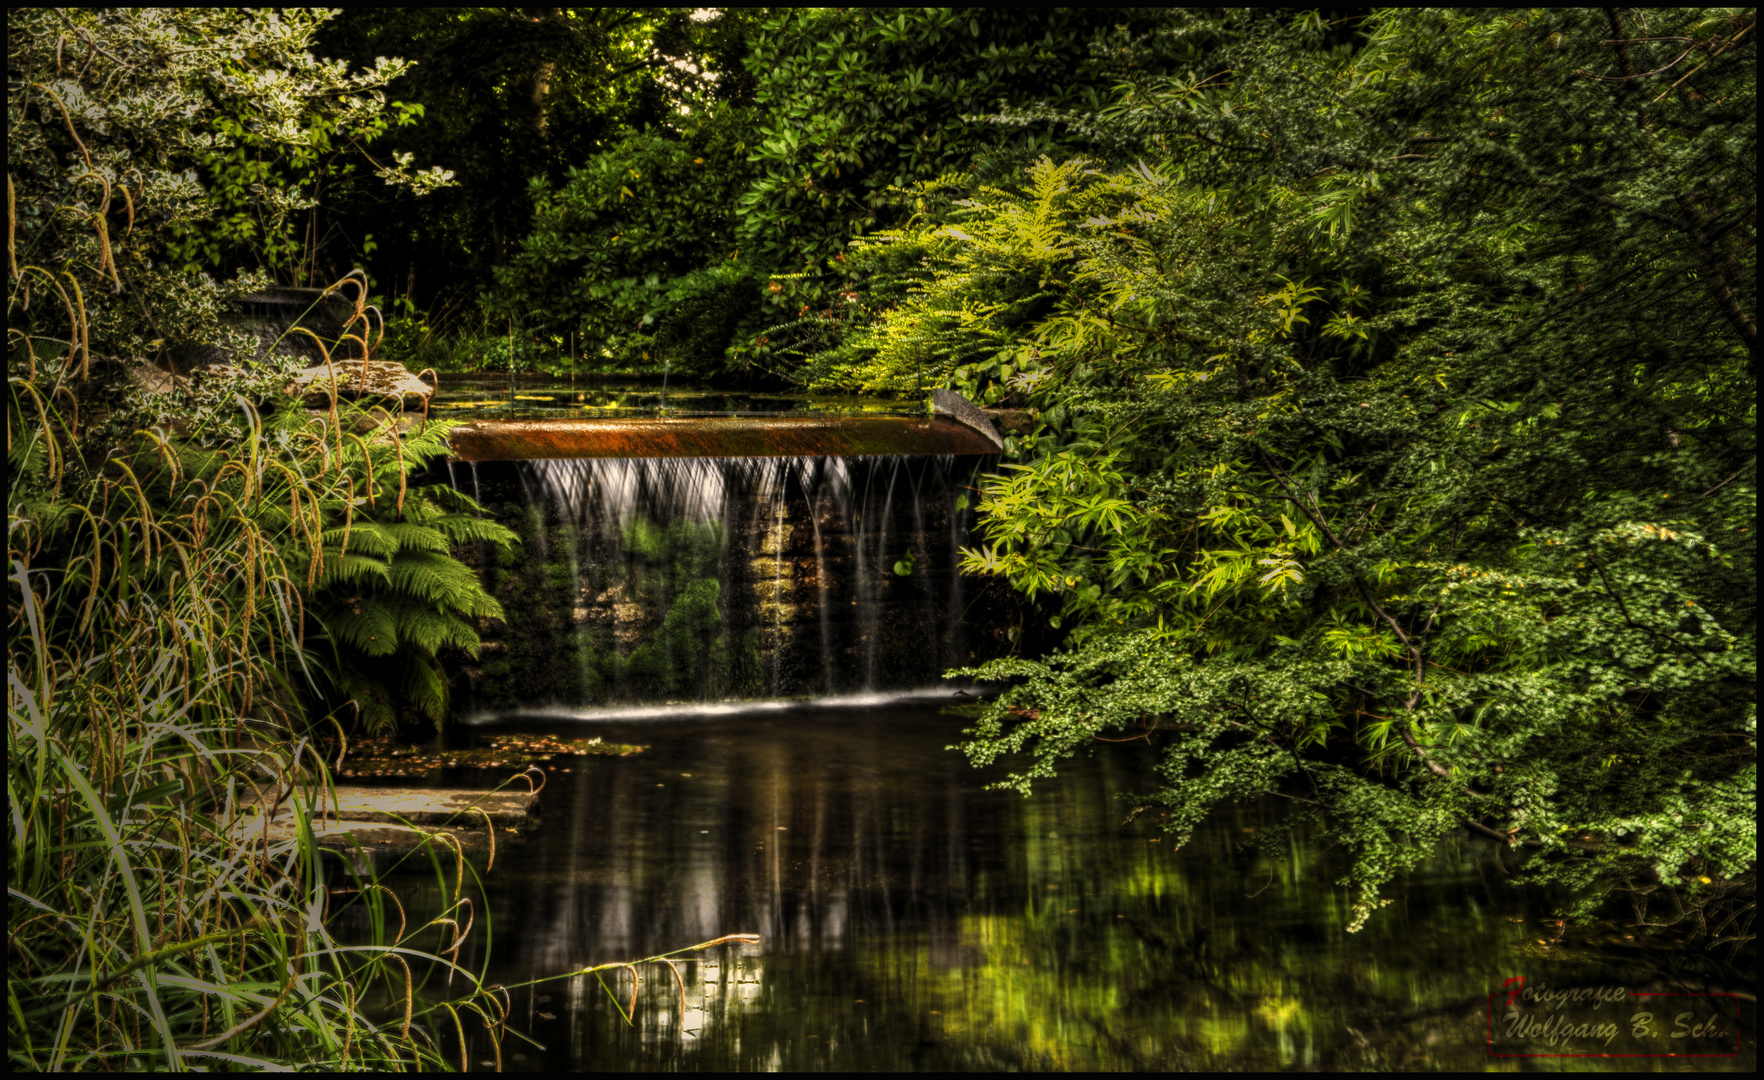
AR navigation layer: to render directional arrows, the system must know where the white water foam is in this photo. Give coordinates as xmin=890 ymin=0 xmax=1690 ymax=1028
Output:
xmin=459 ymin=687 xmax=981 ymax=725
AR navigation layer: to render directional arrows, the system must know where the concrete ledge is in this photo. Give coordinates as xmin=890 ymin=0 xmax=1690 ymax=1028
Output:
xmin=932 ymin=388 xmax=1006 ymax=450
xmin=446 ymin=414 xmax=1002 ymax=461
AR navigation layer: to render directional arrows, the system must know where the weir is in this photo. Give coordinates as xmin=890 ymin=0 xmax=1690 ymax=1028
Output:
xmin=444 ymin=388 xmax=1005 ymax=461
xmin=440 ymin=392 xmax=1007 ymax=713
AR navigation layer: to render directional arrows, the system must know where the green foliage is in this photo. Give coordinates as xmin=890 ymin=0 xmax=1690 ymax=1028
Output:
xmin=316 ymin=7 xmax=758 ymax=303
xmin=728 ymin=9 xmax=1194 ymax=374
xmin=376 ymin=313 xmax=490 ymax=373
xmin=490 ymin=113 xmax=760 ymax=372
xmin=151 ymin=16 xmax=451 ymax=281
xmin=737 ymin=9 xmax=1171 ymax=269
xmin=307 ymin=431 xmax=516 ymax=734
xmin=797 ymin=160 xmax=1131 ymax=396
xmin=7 ymin=7 xmax=449 ymax=452
xmin=802 ymin=9 xmax=1758 ymax=933
xmin=487 ymin=9 xmax=1196 ymax=378
xmin=11 ymin=7 xmax=514 ymax=736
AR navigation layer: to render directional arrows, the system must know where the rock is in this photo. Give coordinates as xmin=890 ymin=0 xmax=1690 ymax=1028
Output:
xmin=169 ymin=341 xmax=235 ymax=374
xmin=234 ymin=286 xmax=363 ymax=366
xmin=301 ymin=408 xmax=426 ymax=437
xmin=128 ymin=360 xmax=184 ymax=396
xmin=982 ymin=407 xmax=1035 ymax=436
xmin=931 ymin=388 xmax=1006 ymax=450
xmin=289 ymin=359 xmax=436 ymax=409
xmin=197 ymin=364 xmax=248 ymax=383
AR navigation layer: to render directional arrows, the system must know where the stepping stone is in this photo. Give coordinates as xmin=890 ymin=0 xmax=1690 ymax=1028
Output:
xmin=271 ymin=785 xmax=536 ymax=827
xmin=230 ymin=786 xmax=537 ymax=873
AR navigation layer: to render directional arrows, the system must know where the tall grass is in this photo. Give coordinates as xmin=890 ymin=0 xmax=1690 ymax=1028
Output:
xmin=4 ymin=265 xmax=520 ymax=1067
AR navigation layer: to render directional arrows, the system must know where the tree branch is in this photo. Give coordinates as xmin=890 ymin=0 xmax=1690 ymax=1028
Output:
xmin=1677 ymin=193 xmax=1759 ymax=368
xmin=1466 ymin=818 xmax=1514 ymax=844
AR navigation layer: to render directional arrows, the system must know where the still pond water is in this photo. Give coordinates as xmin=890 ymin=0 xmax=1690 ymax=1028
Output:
xmin=366 ymin=700 xmax=1747 ymax=1072
xmin=428 ymin=375 xmax=920 ymax=421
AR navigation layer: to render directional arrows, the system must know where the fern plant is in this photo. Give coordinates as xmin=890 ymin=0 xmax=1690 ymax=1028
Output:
xmin=305 ymin=421 xmax=517 ymax=733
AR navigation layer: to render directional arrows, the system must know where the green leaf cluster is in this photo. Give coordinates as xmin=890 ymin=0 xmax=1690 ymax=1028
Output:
xmin=814 ymin=9 xmax=1756 ymax=934
xmin=305 ymin=429 xmax=516 ymax=733
xmin=8 ymin=7 xmax=449 ymax=445
xmin=488 ymin=114 xmax=760 ymax=372
xmin=315 ymin=7 xmax=723 ymax=299
xmin=483 ymin=8 xmax=1198 ymax=377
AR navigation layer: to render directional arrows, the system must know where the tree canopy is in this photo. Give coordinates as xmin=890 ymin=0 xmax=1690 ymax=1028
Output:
xmin=849 ymin=8 xmax=1754 ymax=934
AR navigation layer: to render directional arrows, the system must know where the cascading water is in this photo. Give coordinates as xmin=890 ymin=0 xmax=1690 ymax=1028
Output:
xmin=450 ymin=454 xmax=1001 ymax=712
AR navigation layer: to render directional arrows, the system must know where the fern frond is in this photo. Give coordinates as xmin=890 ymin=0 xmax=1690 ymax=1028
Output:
xmin=431 ymin=514 xmax=519 ymax=548
xmin=316 ymin=553 xmax=391 ymax=590
xmin=468 ymin=590 xmax=506 ymax=621
xmin=338 ymin=665 xmax=397 ymax=735
xmin=403 ymin=656 xmax=449 ymax=727
xmin=380 ymin=522 xmax=450 ymax=554
xmin=384 ymin=549 xmax=495 ymax=614
xmin=254 ymin=505 xmax=294 ymax=532
xmin=383 ymin=596 xmax=480 ymax=654
xmin=397 ymin=423 xmax=455 ymax=464
xmin=419 ymin=482 xmax=491 ymax=516
xmin=322 ymin=599 xmax=400 ymax=657
xmin=323 ymin=522 xmax=396 ymax=556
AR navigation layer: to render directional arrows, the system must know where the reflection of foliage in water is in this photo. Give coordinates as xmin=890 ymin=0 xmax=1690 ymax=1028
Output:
xmin=559 ymin=781 xmax=1577 ymax=1071
xmin=555 ymin=802 xmax=1570 ymax=1071
xmin=821 ymin=795 xmax=1610 ymax=1072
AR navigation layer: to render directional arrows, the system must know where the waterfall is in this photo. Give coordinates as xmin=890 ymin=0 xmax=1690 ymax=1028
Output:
xmin=452 ymin=455 xmax=995 ymax=711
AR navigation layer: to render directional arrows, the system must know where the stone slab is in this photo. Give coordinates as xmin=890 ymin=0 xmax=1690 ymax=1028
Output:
xmin=263 ymin=785 xmax=536 ymax=826
xmin=230 ymin=786 xmax=535 ymax=872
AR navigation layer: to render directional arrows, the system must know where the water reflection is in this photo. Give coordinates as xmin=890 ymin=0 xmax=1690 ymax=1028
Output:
xmin=373 ymin=704 xmax=1750 ymax=1071
xmin=428 ymin=377 xmax=922 ymax=421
